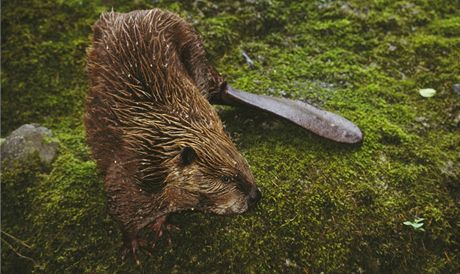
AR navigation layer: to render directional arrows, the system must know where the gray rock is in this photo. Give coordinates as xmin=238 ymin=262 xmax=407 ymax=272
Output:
xmin=1 ymin=124 xmax=58 ymax=166
xmin=453 ymin=84 xmax=460 ymax=95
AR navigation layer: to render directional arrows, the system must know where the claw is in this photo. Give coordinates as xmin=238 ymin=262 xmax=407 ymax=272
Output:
xmin=149 ymin=215 xmax=179 ymax=248
xmin=167 ymin=236 xmax=172 ymax=246
xmin=121 ymin=235 xmax=149 ymax=264
xmin=166 ymin=223 xmax=180 ymax=231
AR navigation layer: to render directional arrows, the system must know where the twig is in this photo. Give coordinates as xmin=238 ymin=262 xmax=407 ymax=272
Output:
xmin=1 ymin=230 xmax=32 ymax=249
xmin=64 ymin=258 xmax=83 ymax=271
xmin=1 ymin=238 xmax=36 ymax=264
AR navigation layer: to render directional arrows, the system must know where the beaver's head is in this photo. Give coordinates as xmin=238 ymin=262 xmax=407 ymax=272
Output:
xmin=161 ymin=130 xmax=261 ymax=215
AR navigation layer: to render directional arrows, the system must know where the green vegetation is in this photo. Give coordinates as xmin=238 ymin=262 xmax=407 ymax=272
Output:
xmin=2 ymin=0 xmax=459 ymax=272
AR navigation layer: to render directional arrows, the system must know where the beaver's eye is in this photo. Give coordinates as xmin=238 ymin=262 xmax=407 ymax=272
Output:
xmin=222 ymin=175 xmax=232 ymax=183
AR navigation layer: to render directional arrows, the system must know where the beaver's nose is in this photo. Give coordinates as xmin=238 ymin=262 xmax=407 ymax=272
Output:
xmin=248 ymin=187 xmax=262 ymax=206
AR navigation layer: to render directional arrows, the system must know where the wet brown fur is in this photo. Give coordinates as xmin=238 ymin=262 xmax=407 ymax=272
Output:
xmin=84 ymin=9 xmax=258 ymax=252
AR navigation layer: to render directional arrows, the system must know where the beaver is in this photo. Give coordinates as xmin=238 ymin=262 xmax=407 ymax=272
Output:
xmin=85 ymin=9 xmax=261 ymax=261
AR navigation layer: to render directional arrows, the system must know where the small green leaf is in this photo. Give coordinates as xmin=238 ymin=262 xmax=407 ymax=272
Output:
xmin=419 ymin=88 xmax=436 ymax=98
xmin=403 ymin=221 xmax=412 ymax=226
xmin=411 ymin=223 xmax=424 ymax=229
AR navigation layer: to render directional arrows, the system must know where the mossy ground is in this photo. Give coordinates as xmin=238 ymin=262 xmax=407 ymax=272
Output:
xmin=2 ymin=0 xmax=459 ymax=273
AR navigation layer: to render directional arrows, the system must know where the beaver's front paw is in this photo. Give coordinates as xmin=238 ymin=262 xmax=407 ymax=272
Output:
xmin=121 ymin=235 xmax=150 ymax=265
xmin=150 ymin=215 xmax=180 ymax=248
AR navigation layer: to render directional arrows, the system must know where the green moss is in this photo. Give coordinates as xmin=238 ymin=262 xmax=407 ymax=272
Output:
xmin=2 ymin=0 xmax=460 ymax=273
xmin=428 ymin=16 xmax=460 ymax=37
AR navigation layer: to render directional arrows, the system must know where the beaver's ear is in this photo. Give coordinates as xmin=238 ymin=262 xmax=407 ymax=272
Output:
xmin=180 ymin=146 xmax=197 ymax=166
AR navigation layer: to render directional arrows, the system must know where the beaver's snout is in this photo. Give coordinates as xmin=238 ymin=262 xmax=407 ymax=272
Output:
xmin=248 ymin=187 xmax=262 ymax=207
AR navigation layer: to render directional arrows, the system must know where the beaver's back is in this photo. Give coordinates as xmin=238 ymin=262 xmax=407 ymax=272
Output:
xmin=85 ymin=9 xmax=223 ymax=172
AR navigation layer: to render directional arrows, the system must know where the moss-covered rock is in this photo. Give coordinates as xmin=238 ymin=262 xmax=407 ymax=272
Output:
xmin=1 ymin=124 xmax=59 ymax=167
xmin=2 ymin=0 xmax=459 ymax=273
